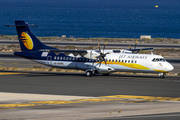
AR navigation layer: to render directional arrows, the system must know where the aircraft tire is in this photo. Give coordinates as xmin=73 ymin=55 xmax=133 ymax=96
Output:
xmin=159 ymin=73 xmax=165 ymax=79
xmin=160 ymin=75 xmax=165 ymax=79
xmin=86 ymin=71 xmax=93 ymax=77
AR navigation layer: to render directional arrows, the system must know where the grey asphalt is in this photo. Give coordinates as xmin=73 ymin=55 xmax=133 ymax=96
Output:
xmin=93 ymin=113 xmax=180 ymax=120
xmin=0 ymin=71 xmax=180 ymax=97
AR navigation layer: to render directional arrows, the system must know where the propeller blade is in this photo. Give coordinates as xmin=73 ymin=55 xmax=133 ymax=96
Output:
xmin=98 ymin=44 xmax=101 ymax=52
xmin=103 ymin=42 xmax=107 ymax=53
xmin=103 ymin=57 xmax=107 ymax=66
xmin=98 ymin=60 xmax=102 ymax=67
xmin=134 ymin=41 xmax=137 ymax=49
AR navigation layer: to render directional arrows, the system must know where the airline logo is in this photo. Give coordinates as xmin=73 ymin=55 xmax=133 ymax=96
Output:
xmin=20 ymin=32 xmax=34 ymax=50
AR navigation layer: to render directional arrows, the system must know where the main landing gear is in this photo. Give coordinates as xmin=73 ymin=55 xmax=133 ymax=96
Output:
xmin=86 ymin=70 xmax=93 ymax=77
xmin=159 ymin=73 xmax=165 ymax=79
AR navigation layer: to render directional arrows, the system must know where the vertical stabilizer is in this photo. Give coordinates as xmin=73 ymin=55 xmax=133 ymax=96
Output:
xmin=14 ymin=20 xmax=55 ymax=51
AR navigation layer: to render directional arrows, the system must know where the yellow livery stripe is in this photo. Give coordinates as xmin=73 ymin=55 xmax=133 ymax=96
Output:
xmin=99 ymin=61 xmax=150 ymax=70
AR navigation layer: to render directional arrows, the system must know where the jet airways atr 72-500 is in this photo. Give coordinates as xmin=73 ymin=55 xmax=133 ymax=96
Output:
xmin=5 ymin=21 xmax=174 ymax=78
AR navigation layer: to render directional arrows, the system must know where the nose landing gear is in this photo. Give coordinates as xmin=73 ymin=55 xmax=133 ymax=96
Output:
xmin=159 ymin=73 xmax=165 ymax=79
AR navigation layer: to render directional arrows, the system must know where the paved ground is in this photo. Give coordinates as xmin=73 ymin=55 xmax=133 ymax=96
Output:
xmin=0 ymin=71 xmax=180 ymax=119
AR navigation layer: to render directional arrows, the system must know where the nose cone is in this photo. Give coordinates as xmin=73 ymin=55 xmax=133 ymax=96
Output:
xmin=166 ymin=63 xmax=174 ymax=71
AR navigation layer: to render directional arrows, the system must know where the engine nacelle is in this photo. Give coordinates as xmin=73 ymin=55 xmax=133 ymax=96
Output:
xmin=96 ymin=66 xmax=114 ymax=74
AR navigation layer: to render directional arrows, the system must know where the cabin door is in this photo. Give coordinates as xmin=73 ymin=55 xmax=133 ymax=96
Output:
xmin=47 ymin=56 xmax=52 ymax=65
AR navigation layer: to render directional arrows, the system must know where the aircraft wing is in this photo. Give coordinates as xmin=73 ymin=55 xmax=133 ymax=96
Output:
xmin=40 ymin=49 xmax=87 ymax=55
xmin=112 ymin=48 xmax=153 ymax=53
xmin=128 ymin=48 xmax=153 ymax=52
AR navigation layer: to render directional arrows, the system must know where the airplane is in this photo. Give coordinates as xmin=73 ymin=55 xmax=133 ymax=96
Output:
xmin=5 ymin=20 xmax=174 ymax=78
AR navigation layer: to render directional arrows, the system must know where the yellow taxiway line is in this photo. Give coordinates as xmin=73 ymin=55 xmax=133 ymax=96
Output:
xmin=0 ymin=72 xmax=28 ymax=75
xmin=101 ymin=95 xmax=180 ymax=101
xmin=0 ymin=95 xmax=180 ymax=110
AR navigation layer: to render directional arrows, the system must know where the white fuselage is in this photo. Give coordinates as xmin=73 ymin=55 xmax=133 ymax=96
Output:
xmin=35 ymin=52 xmax=174 ymax=74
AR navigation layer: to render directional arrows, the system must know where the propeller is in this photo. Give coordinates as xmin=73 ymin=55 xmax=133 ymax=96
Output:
xmin=96 ymin=42 xmax=109 ymax=67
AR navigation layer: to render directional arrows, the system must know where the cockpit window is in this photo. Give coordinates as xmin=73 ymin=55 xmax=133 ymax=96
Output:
xmin=152 ymin=58 xmax=166 ymax=62
xmin=159 ymin=58 xmax=166 ymax=62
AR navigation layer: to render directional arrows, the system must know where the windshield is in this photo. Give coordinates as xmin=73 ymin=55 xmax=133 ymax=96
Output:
xmin=152 ymin=58 xmax=166 ymax=62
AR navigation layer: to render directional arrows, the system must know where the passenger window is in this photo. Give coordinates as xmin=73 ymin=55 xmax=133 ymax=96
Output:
xmin=57 ymin=57 xmax=59 ymax=60
xmin=109 ymin=59 xmax=111 ymax=62
xmin=112 ymin=59 xmax=114 ymax=62
xmin=122 ymin=60 xmax=124 ymax=63
xmin=131 ymin=60 xmax=133 ymax=63
xmin=54 ymin=56 xmax=56 ymax=60
xmin=60 ymin=57 xmax=62 ymax=60
xmin=135 ymin=60 xmax=137 ymax=63
xmin=119 ymin=60 xmax=121 ymax=62
xmin=116 ymin=60 xmax=117 ymax=62
xmin=128 ymin=60 xmax=130 ymax=63
xmin=125 ymin=60 xmax=127 ymax=63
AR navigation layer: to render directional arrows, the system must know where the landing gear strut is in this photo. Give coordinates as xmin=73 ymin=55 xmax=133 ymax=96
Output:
xmin=159 ymin=73 xmax=165 ymax=79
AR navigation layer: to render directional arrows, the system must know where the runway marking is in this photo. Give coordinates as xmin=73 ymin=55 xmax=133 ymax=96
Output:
xmin=0 ymin=103 xmax=37 ymax=108
xmin=0 ymin=95 xmax=180 ymax=110
xmin=0 ymin=98 xmax=124 ymax=110
xmin=0 ymin=72 xmax=28 ymax=75
xmin=28 ymin=100 xmax=82 ymax=104
xmin=101 ymin=95 xmax=180 ymax=101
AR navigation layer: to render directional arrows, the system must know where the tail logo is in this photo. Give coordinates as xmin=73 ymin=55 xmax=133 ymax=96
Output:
xmin=20 ymin=32 xmax=34 ymax=50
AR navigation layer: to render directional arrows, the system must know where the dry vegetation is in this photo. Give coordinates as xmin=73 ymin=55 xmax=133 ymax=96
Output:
xmin=0 ymin=35 xmax=180 ymax=44
xmin=0 ymin=44 xmax=179 ymax=57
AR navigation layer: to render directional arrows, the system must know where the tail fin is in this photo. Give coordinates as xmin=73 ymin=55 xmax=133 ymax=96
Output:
xmin=14 ymin=20 xmax=55 ymax=52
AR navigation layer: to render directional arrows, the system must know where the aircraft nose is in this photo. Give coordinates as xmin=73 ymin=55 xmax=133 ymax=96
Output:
xmin=166 ymin=63 xmax=174 ymax=71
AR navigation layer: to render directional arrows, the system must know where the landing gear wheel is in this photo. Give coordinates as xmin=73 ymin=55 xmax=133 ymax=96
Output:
xmin=102 ymin=73 xmax=110 ymax=76
xmin=159 ymin=73 xmax=165 ymax=79
xmin=86 ymin=71 xmax=93 ymax=77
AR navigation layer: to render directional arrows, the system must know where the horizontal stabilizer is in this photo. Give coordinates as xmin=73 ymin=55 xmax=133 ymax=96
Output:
xmin=41 ymin=49 xmax=87 ymax=53
xmin=129 ymin=48 xmax=153 ymax=51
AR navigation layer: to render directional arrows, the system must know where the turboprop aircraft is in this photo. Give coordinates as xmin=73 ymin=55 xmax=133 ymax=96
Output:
xmin=5 ymin=20 xmax=174 ymax=78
